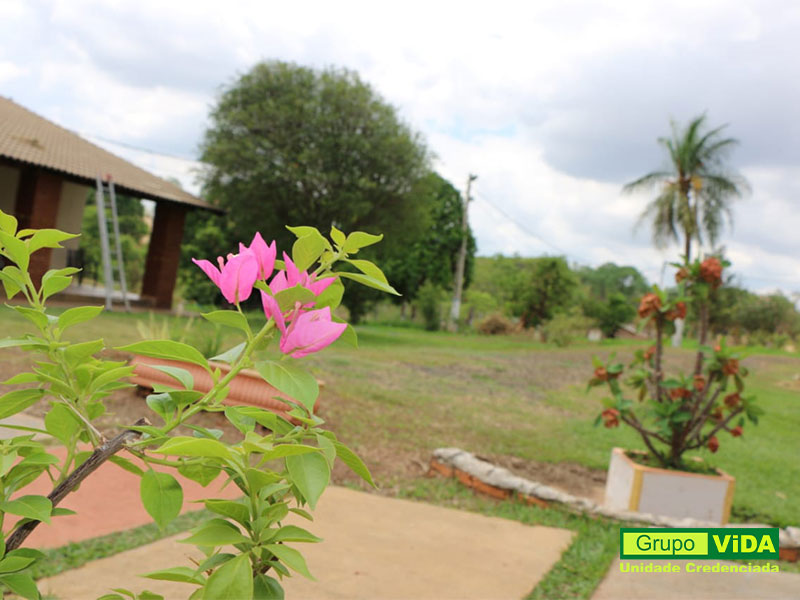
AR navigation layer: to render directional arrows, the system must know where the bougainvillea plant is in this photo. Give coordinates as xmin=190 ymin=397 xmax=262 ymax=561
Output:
xmin=588 ymin=256 xmax=763 ymax=471
xmin=0 ymin=212 xmax=396 ymax=600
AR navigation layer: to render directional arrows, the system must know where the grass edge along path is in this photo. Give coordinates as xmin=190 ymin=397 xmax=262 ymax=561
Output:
xmin=30 ymin=509 xmax=212 ymax=582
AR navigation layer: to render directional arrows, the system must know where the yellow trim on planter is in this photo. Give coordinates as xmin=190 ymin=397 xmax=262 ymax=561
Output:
xmin=628 ymin=468 xmax=643 ymax=511
xmin=721 ymin=477 xmax=736 ymax=524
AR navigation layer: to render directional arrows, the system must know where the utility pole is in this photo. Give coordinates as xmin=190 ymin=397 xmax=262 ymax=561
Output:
xmin=449 ymin=173 xmax=477 ymax=331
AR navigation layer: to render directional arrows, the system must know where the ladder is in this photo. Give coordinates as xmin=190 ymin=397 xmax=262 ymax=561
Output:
xmin=95 ymin=174 xmax=130 ymax=312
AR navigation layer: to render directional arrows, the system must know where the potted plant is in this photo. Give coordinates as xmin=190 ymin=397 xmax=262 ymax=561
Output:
xmin=588 ymin=256 xmax=763 ymax=524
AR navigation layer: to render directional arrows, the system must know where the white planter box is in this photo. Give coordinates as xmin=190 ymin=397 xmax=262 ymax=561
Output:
xmin=604 ymin=447 xmax=735 ymax=524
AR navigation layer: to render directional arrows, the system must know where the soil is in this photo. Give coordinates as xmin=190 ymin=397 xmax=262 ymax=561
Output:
xmin=487 ymin=454 xmax=607 ymax=504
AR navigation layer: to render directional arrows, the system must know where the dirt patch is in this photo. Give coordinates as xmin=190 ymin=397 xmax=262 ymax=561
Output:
xmin=486 ymin=454 xmax=607 ymax=504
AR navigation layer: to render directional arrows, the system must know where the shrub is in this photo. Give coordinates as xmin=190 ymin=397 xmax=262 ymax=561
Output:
xmin=477 ymin=313 xmax=515 ymax=335
xmin=0 ymin=217 xmax=397 ymax=599
xmin=543 ymin=311 xmax=595 ymax=347
xmin=415 ymin=281 xmax=445 ymax=331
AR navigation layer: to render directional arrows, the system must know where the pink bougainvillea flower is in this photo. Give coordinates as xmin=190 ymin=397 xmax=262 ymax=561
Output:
xmin=269 ymin=253 xmax=336 ymax=297
xmin=278 ymin=306 xmax=346 ymax=358
xmin=239 ymin=232 xmax=277 ymax=281
xmin=192 ymin=249 xmax=259 ymax=305
xmin=260 ymin=290 xmax=285 ymax=330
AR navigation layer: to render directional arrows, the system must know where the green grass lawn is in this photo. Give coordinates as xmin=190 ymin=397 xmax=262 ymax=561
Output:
xmin=1 ymin=305 xmax=798 ymax=597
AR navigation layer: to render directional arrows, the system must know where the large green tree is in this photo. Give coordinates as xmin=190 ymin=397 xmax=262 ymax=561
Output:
xmin=384 ymin=173 xmax=476 ymax=300
xmin=624 ymin=115 xmax=749 ymax=260
xmin=199 ymin=60 xmax=431 ymax=253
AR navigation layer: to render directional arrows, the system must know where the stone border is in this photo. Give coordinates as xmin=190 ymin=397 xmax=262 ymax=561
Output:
xmin=430 ymin=448 xmax=800 ymax=561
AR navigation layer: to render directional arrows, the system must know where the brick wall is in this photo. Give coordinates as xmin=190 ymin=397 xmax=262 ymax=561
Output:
xmin=14 ymin=168 xmax=63 ymax=286
xmin=141 ymin=202 xmax=188 ymax=309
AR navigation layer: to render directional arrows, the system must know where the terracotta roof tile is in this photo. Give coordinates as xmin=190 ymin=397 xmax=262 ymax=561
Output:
xmin=0 ymin=96 xmax=219 ymax=212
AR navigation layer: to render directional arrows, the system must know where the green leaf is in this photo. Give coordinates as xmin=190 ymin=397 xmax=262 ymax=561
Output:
xmin=235 ymin=407 xmax=293 ymax=435
xmin=57 ymin=306 xmax=104 ymax=331
xmin=27 ymin=229 xmax=78 ymax=253
xmin=63 ymin=339 xmax=104 ymax=365
xmin=0 ymin=389 xmax=45 ymax=420
xmin=108 ymin=455 xmax=145 ymax=477
xmin=0 ymin=551 xmax=37 ymax=574
xmin=330 ymin=226 xmax=346 ymax=247
xmin=261 ymin=444 xmax=318 ymax=461
xmin=204 ymin=499 xmax=250 ymax=526
xmin=41 ymin=274 xmax=71 ymax=301
xmin=292 ymin=234 xmax=326 ymax=271
xmin=314 ymin=278 xmax=344 ymax=310
xmin=140 ymin=471 xmax=183 ymax=529
xmin=0 ymin=337 xmax=46 ymax=350
xmin=333 ymin=442 xmax=375 ymax=487
xmin=286 ymin=452 xmax=329 ymax=510
xmin=254 ymin=574 xmax=284 ymax=600
xmin=0 ymin=495 xmax=52 ymax=524
xmin=146 ymin=393 xmax=177 ymax=423
xmin=202 ymin=310 xmax=251 ymax=334
xmin=268 ymin=525 xmax=322 ymax=544
xmin=180 ymin=518 xmax=250 ymax=547
xmin=116 ymin=340 xmax=209 ymax=370
xmin=149 ymin=365 xmax=194 ymax=390
xmin=155 ymin=437 xmax=232 ymax=460
xmin=245 ymin=468 xmax=281 ymax=492
xmin=266 ymin=543 xmax=314 ymax=579
xmin=337 ymin=271 xmax=399 ymax=295
xmin=44 ymin=403 xmax=81 ymax=444
xmin=343 ymin=258 xmax=389 ymax=284
xmin=12 ymin=306 xmax=48 ymax=330
xmin=332 ymin=321 xmax=357 ymax=348
xmin=0 ymin=211 xmax=17 ymax=235
xmin=255 ymin=360 xmax=318 ymax=412
xmin=342 ymin=231 xmax=383 ymax=254
xmin=0 ymin=572 xmax=39 ymax=600
xmin=203 ymin=553 xmax=253 ymax=600
xmin=0 ymin=231 xmax=29 ymax=271
xmin=273 ymin=285 xmax=316 ymax=313
xmin=177 ymin=462 xmax=220 ymax=487
xmin=211 ymin=342 xmax=246 ymax=364
xmin=141 ymin=567 xmax=204 ymax=586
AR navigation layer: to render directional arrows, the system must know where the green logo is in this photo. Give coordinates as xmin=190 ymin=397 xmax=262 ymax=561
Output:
xmin=620 ymin=528 xmax=778 ymax=560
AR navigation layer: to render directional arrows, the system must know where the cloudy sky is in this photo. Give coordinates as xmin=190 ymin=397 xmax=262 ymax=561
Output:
xmin=2 ymin=0 xmax=798 ymax=293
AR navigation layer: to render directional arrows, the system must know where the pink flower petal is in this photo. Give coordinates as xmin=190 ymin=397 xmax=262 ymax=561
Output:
xmin=192 ymin=258 xmax=222 ymax=286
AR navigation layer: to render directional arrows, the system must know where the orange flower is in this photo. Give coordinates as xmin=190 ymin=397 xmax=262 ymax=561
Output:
xmin=602 ymin=408 xmax=620 ymax=428
xmin=700 ymin=257 xmax=723 ymax=287
xmin=665 ymin=301 xmax=687 ymax=321
xmin=670 ymin=387 xmax=692 ymax=400
xmin=643 ymin=346 xmax=656 ymax=361
xmin=722 ymin=359 xmax=739 ymax=376
xmin=638 ymin=293 xmax=662 ymax=319
xmin=675 ymin=267 xmax=689 ymax=283
xmin=693 ymin=375 xmax=706 ymax=392
xmin=594 ymin=367 xmax=609 ymax=381
xmin=730 ymin=426 xmax=743 ymax=438
xmin=707 ymin=436 xmax=720 ymax=453
xmin=724 ymin=392 xmax=740 ymax=408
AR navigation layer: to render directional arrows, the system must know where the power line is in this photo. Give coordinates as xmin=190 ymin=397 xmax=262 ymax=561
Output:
xmin=472 ymin=192 xmax=592 ymax=265
xmin=80 ymin=132 xmax=204 ymax=164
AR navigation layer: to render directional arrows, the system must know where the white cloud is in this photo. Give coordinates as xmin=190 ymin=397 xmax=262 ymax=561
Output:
xmin=1 ymin=0 xmax=799 ymax=294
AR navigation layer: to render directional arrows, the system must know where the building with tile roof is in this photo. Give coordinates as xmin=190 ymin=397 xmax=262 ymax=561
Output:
xmin=0 ymin=96 xmax=219 ymax=308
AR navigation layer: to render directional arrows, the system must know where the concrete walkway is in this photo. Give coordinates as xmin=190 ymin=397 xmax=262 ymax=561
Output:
xmin=40 ymin=486 xmax=574 ymax=600
xmin=592 ymin=558 xmax=800 ymax=600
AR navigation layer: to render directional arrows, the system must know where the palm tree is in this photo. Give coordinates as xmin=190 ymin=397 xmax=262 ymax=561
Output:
xmin=624 ymin=115 xmax=749 ymax=261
